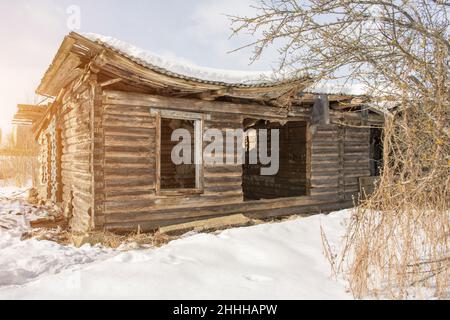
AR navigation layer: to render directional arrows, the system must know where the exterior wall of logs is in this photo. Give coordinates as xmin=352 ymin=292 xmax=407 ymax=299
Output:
xmin=36 ymin=76 xmax=101 ymax=232
xmin=86 ymin=90 xmax=369 ymax=233
xmin=34 ymin=86 xmax=375 ymax=234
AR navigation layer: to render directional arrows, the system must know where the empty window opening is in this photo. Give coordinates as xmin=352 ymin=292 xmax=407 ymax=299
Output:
xmin=370 ymin=128 xmax=383 ymax=177
xmin=160 ymin=118 xmax=196 ymax=189
xmin=243 ymin=120 xmax=308 ymax=201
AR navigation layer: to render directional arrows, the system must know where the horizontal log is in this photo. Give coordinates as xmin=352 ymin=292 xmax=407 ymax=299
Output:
xmin=105 ymin=145 xmax=153 ymax=153
xmin=104 ymin=126 xmax=155 ymax=137
xmin=204 ymin=176 xmax=242 ymax=185
xmin=245 ymin=201 xmax=353 ymax=220
xmin=105 ymin=178 xmax=154 ymax=188
xmin=105 ymin=185 xmax=156 ymax=198
xmin=104 ymin=136 xmax=155 ymax=147
xmin=105 ymin=156 xmax=155 ymax=164
xmin=105 ymin=173 xmax=154 ymax=182
xmin=104 ymin=105 xmax=153 ymax=117
xmin=103 ymin=120 xmax=156 ymax=129
xmin=104 ymin=167 xmax=155 ymax=176
xmin=204 ymin=185 xmax=243 ymax=193
xmin=311 ymin=156 xmax=340 ymax=163
xmin=103 ymin=90 xmax=290 ymax=119
xmin=104 ymin=195 xmax=350 ymax=225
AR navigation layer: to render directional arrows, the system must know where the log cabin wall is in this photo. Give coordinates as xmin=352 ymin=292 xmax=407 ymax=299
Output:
xmin=202 ymin=113 xmax=245 ymax=207
xmin=61 ymin=86 xmax=93 ymax=232
xmin=34 ymin=88 xmax=373 ymax=233
xmin=95 ymin=90 xmax=373 ymax=232
xmin=101 ymin=98 xmax=157 ymax=224
xmin=100 ymin=95 xmax=245 ymax=231
xmin=343 ymin=127 xmax=371 ymax=202
xmin=309 ymin=124 xmax=370 ymax=205
xmin=36 ymin=78 xmax=101 ymax=233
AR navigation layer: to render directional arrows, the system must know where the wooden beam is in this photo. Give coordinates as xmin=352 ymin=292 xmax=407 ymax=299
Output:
xmin=103 ymin=90 xmax=290 ymax=119
xmin=195 ymin=88 xmax=235 ymax=101
xmin=155 ymin=111 xmax=161 ymax=195
xmin=100 ymin=78 xmax=123 ymax=88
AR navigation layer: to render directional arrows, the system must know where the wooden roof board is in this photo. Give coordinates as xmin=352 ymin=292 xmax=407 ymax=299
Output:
xmin=12 ymin=104 xmax=48 ymax=125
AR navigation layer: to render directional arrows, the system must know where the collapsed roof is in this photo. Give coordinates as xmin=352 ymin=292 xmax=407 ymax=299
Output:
xmin=37 ymin=32 xmax=375 ymax=104
xmin=36 ymin=32 xmax=314 ymax=103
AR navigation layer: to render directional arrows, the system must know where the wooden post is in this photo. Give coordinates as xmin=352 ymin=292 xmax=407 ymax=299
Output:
xmin=306 ymin=123 xmax=313 ymax=196
xmin=337 ymin=126 xmax=345 ymax=203
xmin=194 ymin=118 xmax=204 ymax=190
xmin=312 ymin=95 xmax=330 ymax=125
xmin=155 ymin=112 xmax=162 ymax=195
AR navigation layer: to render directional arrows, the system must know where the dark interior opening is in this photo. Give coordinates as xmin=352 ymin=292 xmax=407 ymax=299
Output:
xmin=370 ymin=128 xmax=383 ymax=177
xmin=160 ymin=118 xmax=196 ymax=189
xmin=243 ymin=120 xmax=308 ymax=201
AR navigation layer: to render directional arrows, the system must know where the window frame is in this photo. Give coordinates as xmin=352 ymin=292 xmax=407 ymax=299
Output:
xmin=152 ymin=109 xmax=204 ymax=196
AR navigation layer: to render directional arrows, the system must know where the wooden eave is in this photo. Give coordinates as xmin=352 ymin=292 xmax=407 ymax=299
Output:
xmin=12 ymin=104 xmax=47 ymax=126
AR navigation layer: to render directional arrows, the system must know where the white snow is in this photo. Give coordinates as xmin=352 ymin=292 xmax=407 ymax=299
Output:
xmin=0 ymin=185 xmax=113 ymax=289
xmin=82 ymin=33 xmax=278 ymax=85
xmin=306 ymin=81 xmax=368 ymax=96
xmin=0 ymin=184 xmax=355 ymax=300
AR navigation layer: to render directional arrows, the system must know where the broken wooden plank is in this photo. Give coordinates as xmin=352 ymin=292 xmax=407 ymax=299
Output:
xmin=159 ymin=214 xmax=252 ymax=235
xmin=30 ymin=216 xmax=67 ymax=229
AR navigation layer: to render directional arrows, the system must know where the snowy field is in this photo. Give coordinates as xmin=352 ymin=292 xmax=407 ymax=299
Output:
xmin=0 ymin=184 xmax=354 ymax=300
xmin=1 ymin=185 xmax=443 ymax=300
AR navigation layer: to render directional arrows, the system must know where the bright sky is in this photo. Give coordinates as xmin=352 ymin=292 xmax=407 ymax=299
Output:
xmin=0 ymin=0 xmax=279 ymax=136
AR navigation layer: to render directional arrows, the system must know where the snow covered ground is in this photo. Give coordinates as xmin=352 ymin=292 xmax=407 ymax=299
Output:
xmin=0 ymin=184 xmax=355 ymax=300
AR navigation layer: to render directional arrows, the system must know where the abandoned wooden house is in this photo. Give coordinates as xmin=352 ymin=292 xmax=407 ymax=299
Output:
xmin=29 ymin=32 xmax=384 ymax=233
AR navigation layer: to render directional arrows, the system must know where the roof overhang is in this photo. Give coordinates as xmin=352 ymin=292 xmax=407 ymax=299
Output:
xmin=36 ymin=32 xmax=312 ymax=102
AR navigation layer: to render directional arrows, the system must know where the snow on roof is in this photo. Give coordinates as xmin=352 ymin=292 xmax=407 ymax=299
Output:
xmin=305 ymin=81 xmax=368 ymax=96
xmin=81 ymin=33 xmax=367 ymax=96
xmin=82 ymin=33 xmax=282 ymax=86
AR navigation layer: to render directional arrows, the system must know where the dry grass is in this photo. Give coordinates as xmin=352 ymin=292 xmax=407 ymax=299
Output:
xmin=23 ymin=227 xmax=174 ymax=249
xmin=28 ymin=214 xmax=301 ymax=250
xmin=75 ymin=231 xmax=173 ymax=249
xmin=0 ymin=155 xmax=37 ymax=187
xmin=333 ymin=100 xmax=450 ymax=299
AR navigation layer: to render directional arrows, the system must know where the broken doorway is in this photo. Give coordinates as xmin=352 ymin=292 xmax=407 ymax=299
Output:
xmin=242 ymin=120 xmax=308 ymax=200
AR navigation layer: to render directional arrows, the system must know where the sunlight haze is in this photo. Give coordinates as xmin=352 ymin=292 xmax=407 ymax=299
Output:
xmin=0 ymin=0 xmax=277 ymax=138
